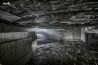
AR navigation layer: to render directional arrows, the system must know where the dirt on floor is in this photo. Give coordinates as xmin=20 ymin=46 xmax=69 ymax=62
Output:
xmin=26 ymin=41 xmax=98 ymax=65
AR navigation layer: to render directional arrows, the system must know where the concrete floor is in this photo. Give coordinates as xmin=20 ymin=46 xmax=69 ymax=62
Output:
xmin=26 ymin=41 xmax=98 ymax=65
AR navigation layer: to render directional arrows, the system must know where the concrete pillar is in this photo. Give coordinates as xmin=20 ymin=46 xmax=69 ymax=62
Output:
xmin=81 ymin=28 xmax=86 ymax=42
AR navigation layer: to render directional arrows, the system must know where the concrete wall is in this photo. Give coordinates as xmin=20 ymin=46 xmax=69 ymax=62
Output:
xmin=0 ymin=32 xmax=35 ymax=43
xmin=0 ymin=32 xmax=36 ymax=65
xmin=86 ymin=33 xmax=98 ymax=43
xmin=83 ymin=28 xmax=98 ymax=43
xmin=62 ymin=28 xmax=81 ymax=41
xmin=85 ymin=29 xmax=98 ymax=53
xmin=0 ymin=22 xmax=29 ymax=32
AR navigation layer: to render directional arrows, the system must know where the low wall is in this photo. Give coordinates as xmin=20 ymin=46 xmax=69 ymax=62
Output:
xmin=0 ymin=20 xmax=29 ymax=32
xmin=0 ymin=32 xmax=36 ymax=65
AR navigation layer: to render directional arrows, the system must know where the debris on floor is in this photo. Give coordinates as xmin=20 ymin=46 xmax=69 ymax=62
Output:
xmin=26 ymin=41 xmax=98 ymax=65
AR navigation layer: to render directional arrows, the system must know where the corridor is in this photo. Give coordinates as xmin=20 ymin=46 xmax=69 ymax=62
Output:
xmin=0 ymin=0 xmax=98 ymax=65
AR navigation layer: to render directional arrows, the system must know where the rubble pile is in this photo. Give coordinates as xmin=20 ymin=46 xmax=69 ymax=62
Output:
xmin=27 ymin=41 xmax=98 ymax=65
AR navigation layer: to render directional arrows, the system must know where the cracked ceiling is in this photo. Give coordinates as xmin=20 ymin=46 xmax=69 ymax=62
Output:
xmin=0 ymin=0 xmax=98 ymax=28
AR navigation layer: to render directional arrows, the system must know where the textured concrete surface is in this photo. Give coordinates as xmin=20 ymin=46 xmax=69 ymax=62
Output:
xmin=27 ymin=41 xmax=98 ymax=65
xmin=0 ymin=32 xmax=34 ymax=42
xmin=0 ymin=22 xmax=28 ymax=32
xmin=0 ymin=32 xmax=36 ymax=65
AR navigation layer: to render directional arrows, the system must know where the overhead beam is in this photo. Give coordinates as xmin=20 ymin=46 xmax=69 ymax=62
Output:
xmin=0 ymin=10 xmax=21 ymax=22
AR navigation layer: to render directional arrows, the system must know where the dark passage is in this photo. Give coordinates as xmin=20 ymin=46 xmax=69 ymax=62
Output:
xmin=26 ymin=28 xmax=98 ymax=65
xmin=0 ymin=0 xmax=98 ymax=65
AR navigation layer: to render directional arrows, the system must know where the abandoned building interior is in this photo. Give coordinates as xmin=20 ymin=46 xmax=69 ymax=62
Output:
xmin=0 ymin=0 xmax=98 ymax=65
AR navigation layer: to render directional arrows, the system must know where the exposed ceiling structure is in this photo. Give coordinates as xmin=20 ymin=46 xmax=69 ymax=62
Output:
xmin=0 ymin=0 xmax=98 ymax=28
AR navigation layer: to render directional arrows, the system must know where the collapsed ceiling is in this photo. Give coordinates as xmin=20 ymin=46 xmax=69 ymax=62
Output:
xmin=0 ymin=0 xmax=98 ymax=28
